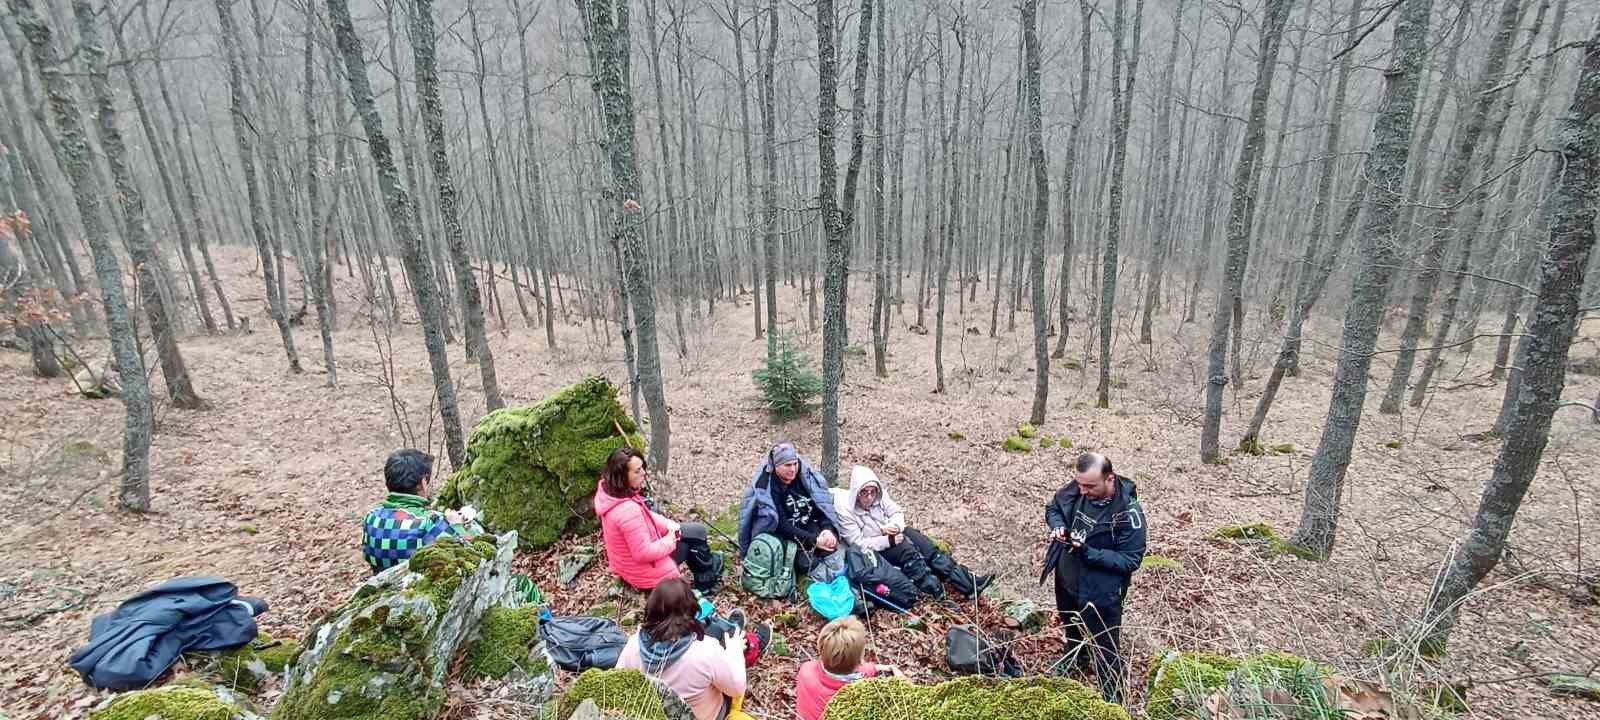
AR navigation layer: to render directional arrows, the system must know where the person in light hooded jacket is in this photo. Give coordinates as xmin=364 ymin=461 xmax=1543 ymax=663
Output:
xmin=831 ymin=465 xmax=992 ymax=599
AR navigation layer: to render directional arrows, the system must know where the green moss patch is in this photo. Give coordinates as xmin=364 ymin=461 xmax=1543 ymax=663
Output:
xmin=1146 ymin=650 xmax=1338 ymax=720
xmin=1145 ymin=651 xmax=1243 ymax=720
xmin=195 ymin=633 xmax=300 ymax=694
xmin=91 ymin=685 xmax=247 ymax=720
xmin=463 ymin=606 xmax=541 ymax=681
xmin=1003 ymin=436 xmax=1032 ymax=453
xmin=1017 ymin=423 xmax=1038 ymax=439
xmin=1140 ymin=555 xmax=1182 ymax=572
xmin=439 ymin=377 xmax=644 ymax=551
xmin=1209 ymin=522 xmax=1280 ymax=543
xmin=554 ymin=669 xmax=669 ymax=720
xmin=824 ymin=676 xmax=1128 ymax=720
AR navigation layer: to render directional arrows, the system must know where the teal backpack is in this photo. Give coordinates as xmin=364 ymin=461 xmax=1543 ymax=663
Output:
xmin=740 ymin=533 xmax=797 ymax=599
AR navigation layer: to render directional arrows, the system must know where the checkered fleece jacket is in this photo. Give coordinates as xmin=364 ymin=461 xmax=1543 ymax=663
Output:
xmin=362 ymin=493 xmax=458 ymax=573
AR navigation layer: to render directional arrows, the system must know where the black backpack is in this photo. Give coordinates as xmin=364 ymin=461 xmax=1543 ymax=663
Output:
xmin=539 ymin=615 xmax=627 ymax=672
xmin=945 ymin=624 xmax=1022 ymax=677
xmin=845 ymin=547 xmax=920 ymax=613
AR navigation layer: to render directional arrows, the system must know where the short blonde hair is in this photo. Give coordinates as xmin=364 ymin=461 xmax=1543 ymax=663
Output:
xmin=817 ymin=616 xmax=867 ymax=674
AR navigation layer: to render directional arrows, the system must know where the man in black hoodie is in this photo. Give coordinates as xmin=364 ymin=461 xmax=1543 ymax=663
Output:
xmin=1039 ymin=452 xmax=1146 ymax=701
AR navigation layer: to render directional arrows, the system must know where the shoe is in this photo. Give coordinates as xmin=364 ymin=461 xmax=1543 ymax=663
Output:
xmin=917 ymin=575 xmax=947 ymax=599
xmin=727 ymin=608 xmax=747 ymax=632
xmin=970 ymin=573 xmax=994 ymax=598
xmin=744 ymin=621 xmax=773 ymax=666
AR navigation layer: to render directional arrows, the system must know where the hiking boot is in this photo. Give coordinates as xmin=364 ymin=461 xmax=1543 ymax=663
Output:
xmin=917 ymin=574 xmax=947 ymax=600
xmin=970 ymin=573 xmax=994 ymax=598
xmin=727 ymin=608 xmax=748 ymax=632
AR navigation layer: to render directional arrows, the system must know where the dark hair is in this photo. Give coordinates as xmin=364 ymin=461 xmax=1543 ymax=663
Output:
xmin=642 ymin=577 xmax=704 ymax=643
xmin=1074 ymin=452 xmax=1113 ymax=478
xmin=385 ymin=449 xmax=434 ymax=493
xmin=602 ymin=446 xmax=646 ymax=498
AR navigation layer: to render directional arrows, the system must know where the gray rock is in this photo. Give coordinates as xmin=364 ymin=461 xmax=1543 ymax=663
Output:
xmin=568 ymin=699 xmax=604 ymax=720
xmin=558 ymin=545 xmax=598 ymax=587
xmin=1544 ymin=673 xmax=1600 ymax=701
xmin=275 ymin=533 xmax=518 ymax=720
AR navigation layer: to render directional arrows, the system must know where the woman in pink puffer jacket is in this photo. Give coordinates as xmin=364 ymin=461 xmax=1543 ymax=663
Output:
xmin=595 ymin=447 xmax=723 ymax=592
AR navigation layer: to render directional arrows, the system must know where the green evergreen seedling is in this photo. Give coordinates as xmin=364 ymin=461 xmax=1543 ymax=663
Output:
xmin=752 ymin=332 xmax=824 ymax=420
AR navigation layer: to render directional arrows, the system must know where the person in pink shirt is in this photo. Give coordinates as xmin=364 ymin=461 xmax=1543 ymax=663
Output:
xmin=617 ymin=578 xmax=771 ymax=720
xmin=595 ymin=447 xmax=724 ymax=592
xmin=794 ymin=616 xmax=903 ymax=720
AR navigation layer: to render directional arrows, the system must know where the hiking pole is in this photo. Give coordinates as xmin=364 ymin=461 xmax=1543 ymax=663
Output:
xmin=858 ymin=586 xmax=924 ymax=626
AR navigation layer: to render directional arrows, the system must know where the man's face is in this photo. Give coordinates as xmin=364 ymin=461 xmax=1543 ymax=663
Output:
xmin=775 ymin=460 xmax=800 ymax=483
xmin=1075 ymin=466 xmax=1114 ymax=500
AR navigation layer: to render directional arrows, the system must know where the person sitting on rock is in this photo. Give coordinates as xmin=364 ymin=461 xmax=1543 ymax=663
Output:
xmin=794 ymin=616 xmax=902 ymax=720
xmin=832 ymin=465 xmax=992 ymax=599
xmin=361 ymin=448 xmax=476 ymax=573
xmin=617 ymin=577 xmax=771 ymax=720
xmin=596 ymin=447 xmax=724 ymax=593
xmin=736 ymin=442 xmax=846 ymax=581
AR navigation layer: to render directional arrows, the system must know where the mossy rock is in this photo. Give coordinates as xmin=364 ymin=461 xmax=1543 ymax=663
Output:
xmin=1269 ymin=443 xmax=1297 ymax=455
xmin=1146 ymin=650 xmax=1333 ymax=720
xmin=824 ymin=676 xmax=1128 ymax=720
xmin=192 ymin=633 xmax=301 ymax=694
xmin=1058 ymin=436 xmax=1073 ymax=449
xmin=1238 ymin=436 xmax=1265 ymax=456
xmin=1003 ymin=436 xmax=1032 ymax=453
xmin=553 ymin=668 xmax=694 ymax=720
xmin=948 ymin=431 xmax=966 ymax=441
xmin=1384 ymin=439 xmax=1403 ymax=449
xmin=463 ymin=606 xmax=542 ymax=681
xmin=439 ymin=377 xmax=644 ymax=551
xmin=1542 ymin=674 xmax=1600 ymax=701
xmin=823 ymin=677 xmax=933 ymax=720
xmin=91 ymin=685 xmax=259 ymax=720
xmin=1140 ymin=555 xmax=1182 ymax=572
xmin=1017 ymin=423 xmax=1038 ymax=439
xmin=1145 ymin=651 xmax=1243 ymax=720
xmin=1039 ymin=436 xmax=1057 ymax=449
xmin=274 ymin=535 xmax=514 ymax=720
xmin=1209 ymin=522 xmax=1279 ymax=543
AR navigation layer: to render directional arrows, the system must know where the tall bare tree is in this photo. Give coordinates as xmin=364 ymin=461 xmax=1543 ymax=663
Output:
xmin=411 ymin=0 xmax=504 ymax=411
xmin=1291 ymin=0 xmax=1437 ymax=557
xmin=1198 ymin=0 xmax=1295 ymax=462
xmin=1095 ymin=0 xmax=1144 ymax=408
xmin=1022 ymin=0 xmax=1048 ymax=425
xmin=1420 ymin=13 xmax=1599 ymax=645
xmin=12 ymin=0 xmax=153 ymax=511
xmin=326 ymin=0 xmax=467 ymax=467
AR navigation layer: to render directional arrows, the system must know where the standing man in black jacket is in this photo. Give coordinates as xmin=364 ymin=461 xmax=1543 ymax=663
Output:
xmin=1039 ymin=452 xmax=1147 ymax=701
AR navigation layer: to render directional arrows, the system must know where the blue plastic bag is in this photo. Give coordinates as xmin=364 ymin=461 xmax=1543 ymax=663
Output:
xmin=806 ymin=575 xmax=855 ymax=621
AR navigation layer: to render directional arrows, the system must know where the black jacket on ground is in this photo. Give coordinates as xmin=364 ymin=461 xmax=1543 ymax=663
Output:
xmin=1038 ymin=475 xmax=1147 ymax=608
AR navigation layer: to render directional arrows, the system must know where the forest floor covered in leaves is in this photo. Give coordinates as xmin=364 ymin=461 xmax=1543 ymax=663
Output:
xmin=2 ymin=245 xmax=1598 ymax=719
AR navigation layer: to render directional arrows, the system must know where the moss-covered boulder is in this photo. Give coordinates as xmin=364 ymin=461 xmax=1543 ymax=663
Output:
xmin=91 ymin=684 xmax=260 ymax=720
xmin=1208 ymin=522 xmax=1279 ymax=542
xmin=1145 ymin=650 xmax=1333 ymax=720
xmin=552 ymin=668 xmax=695 ymax=720
xmin=439 ymin=377 xmax=645 ymax=550
xmin=462 ymin=606 xmax=543 ymax=681
xmin=188 ymin=633 xmax=301 ymax=694
xmin=823 ymin=676 xmax=1128 ymax=720
xmin=273 ymin=534 xmax=518 ymax=720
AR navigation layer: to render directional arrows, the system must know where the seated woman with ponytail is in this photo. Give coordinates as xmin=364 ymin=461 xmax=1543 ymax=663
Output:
xmin=617 ymin=578 xmax=771 ymax=720
xmin=595 ymin=447 xmax=724 ymax=593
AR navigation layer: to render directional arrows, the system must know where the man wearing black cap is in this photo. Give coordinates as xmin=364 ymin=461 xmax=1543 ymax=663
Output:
xmin=1039 ymin=452 xmax=1147 ymax=701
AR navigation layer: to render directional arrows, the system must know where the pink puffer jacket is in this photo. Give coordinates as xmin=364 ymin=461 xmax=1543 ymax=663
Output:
xmin=595 ymin=484 xmax=682 ymax=590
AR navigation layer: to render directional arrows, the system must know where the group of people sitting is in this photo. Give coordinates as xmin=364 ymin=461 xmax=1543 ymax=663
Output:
xmin=360 ymin=440 xmax=1147 ymax=720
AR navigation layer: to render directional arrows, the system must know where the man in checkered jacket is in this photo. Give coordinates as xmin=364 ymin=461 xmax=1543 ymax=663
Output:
xmin=362 ymin=448 xmax=476 ymax=573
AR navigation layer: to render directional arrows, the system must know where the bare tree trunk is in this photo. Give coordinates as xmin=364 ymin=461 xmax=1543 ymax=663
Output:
xmin=1198 ymin=0 xmax=1295 ymax=462
xmin=1096 ymin=0 xmax=1145 ymax=408
xmin=1292 ymin=0 xmax=1437 ymax=557
xmin=817 ymin=0 xmax=873 ymax=484
xmin=933 ymin=18 xmax=967 ymax=395
xmin=327 ymin=0 xmax=466 ymax=467
xmin=1022 ymin=0 xmax=1049 ymax=425
xmin=80 ymin=0 xmax=205 ymax=410
xmin=761 ymin=0 xmax=779 ymax=360
xmin=1185 ymin=10 xmax=1243 ymax=324
xmin=411 ymin=0 xmax=503 ymax=411
xmin=1139 ymin=0 xmax=1187 ymax=346
xmin=215 ymin=0 xmax=302 ymax=373
xmin=1380 ymin=0 xmax=1527 ymax=415
xmin=1240 ymin=0 xmax=1365 ymax=453
xmin=13 ymin=0 xmax=153 ymax=511
xmin=870 ymin=0 xmax=889 ymax=378
xmin=1052 ymin=0 xmax=1092 ymax=359
xmin=583 ymin=0 xmax=673 ymax=474
xmin=1422 ymin=16 xmax=1599 ymax=645
xmin=301 ymin=1 xmax=337 ymax=385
